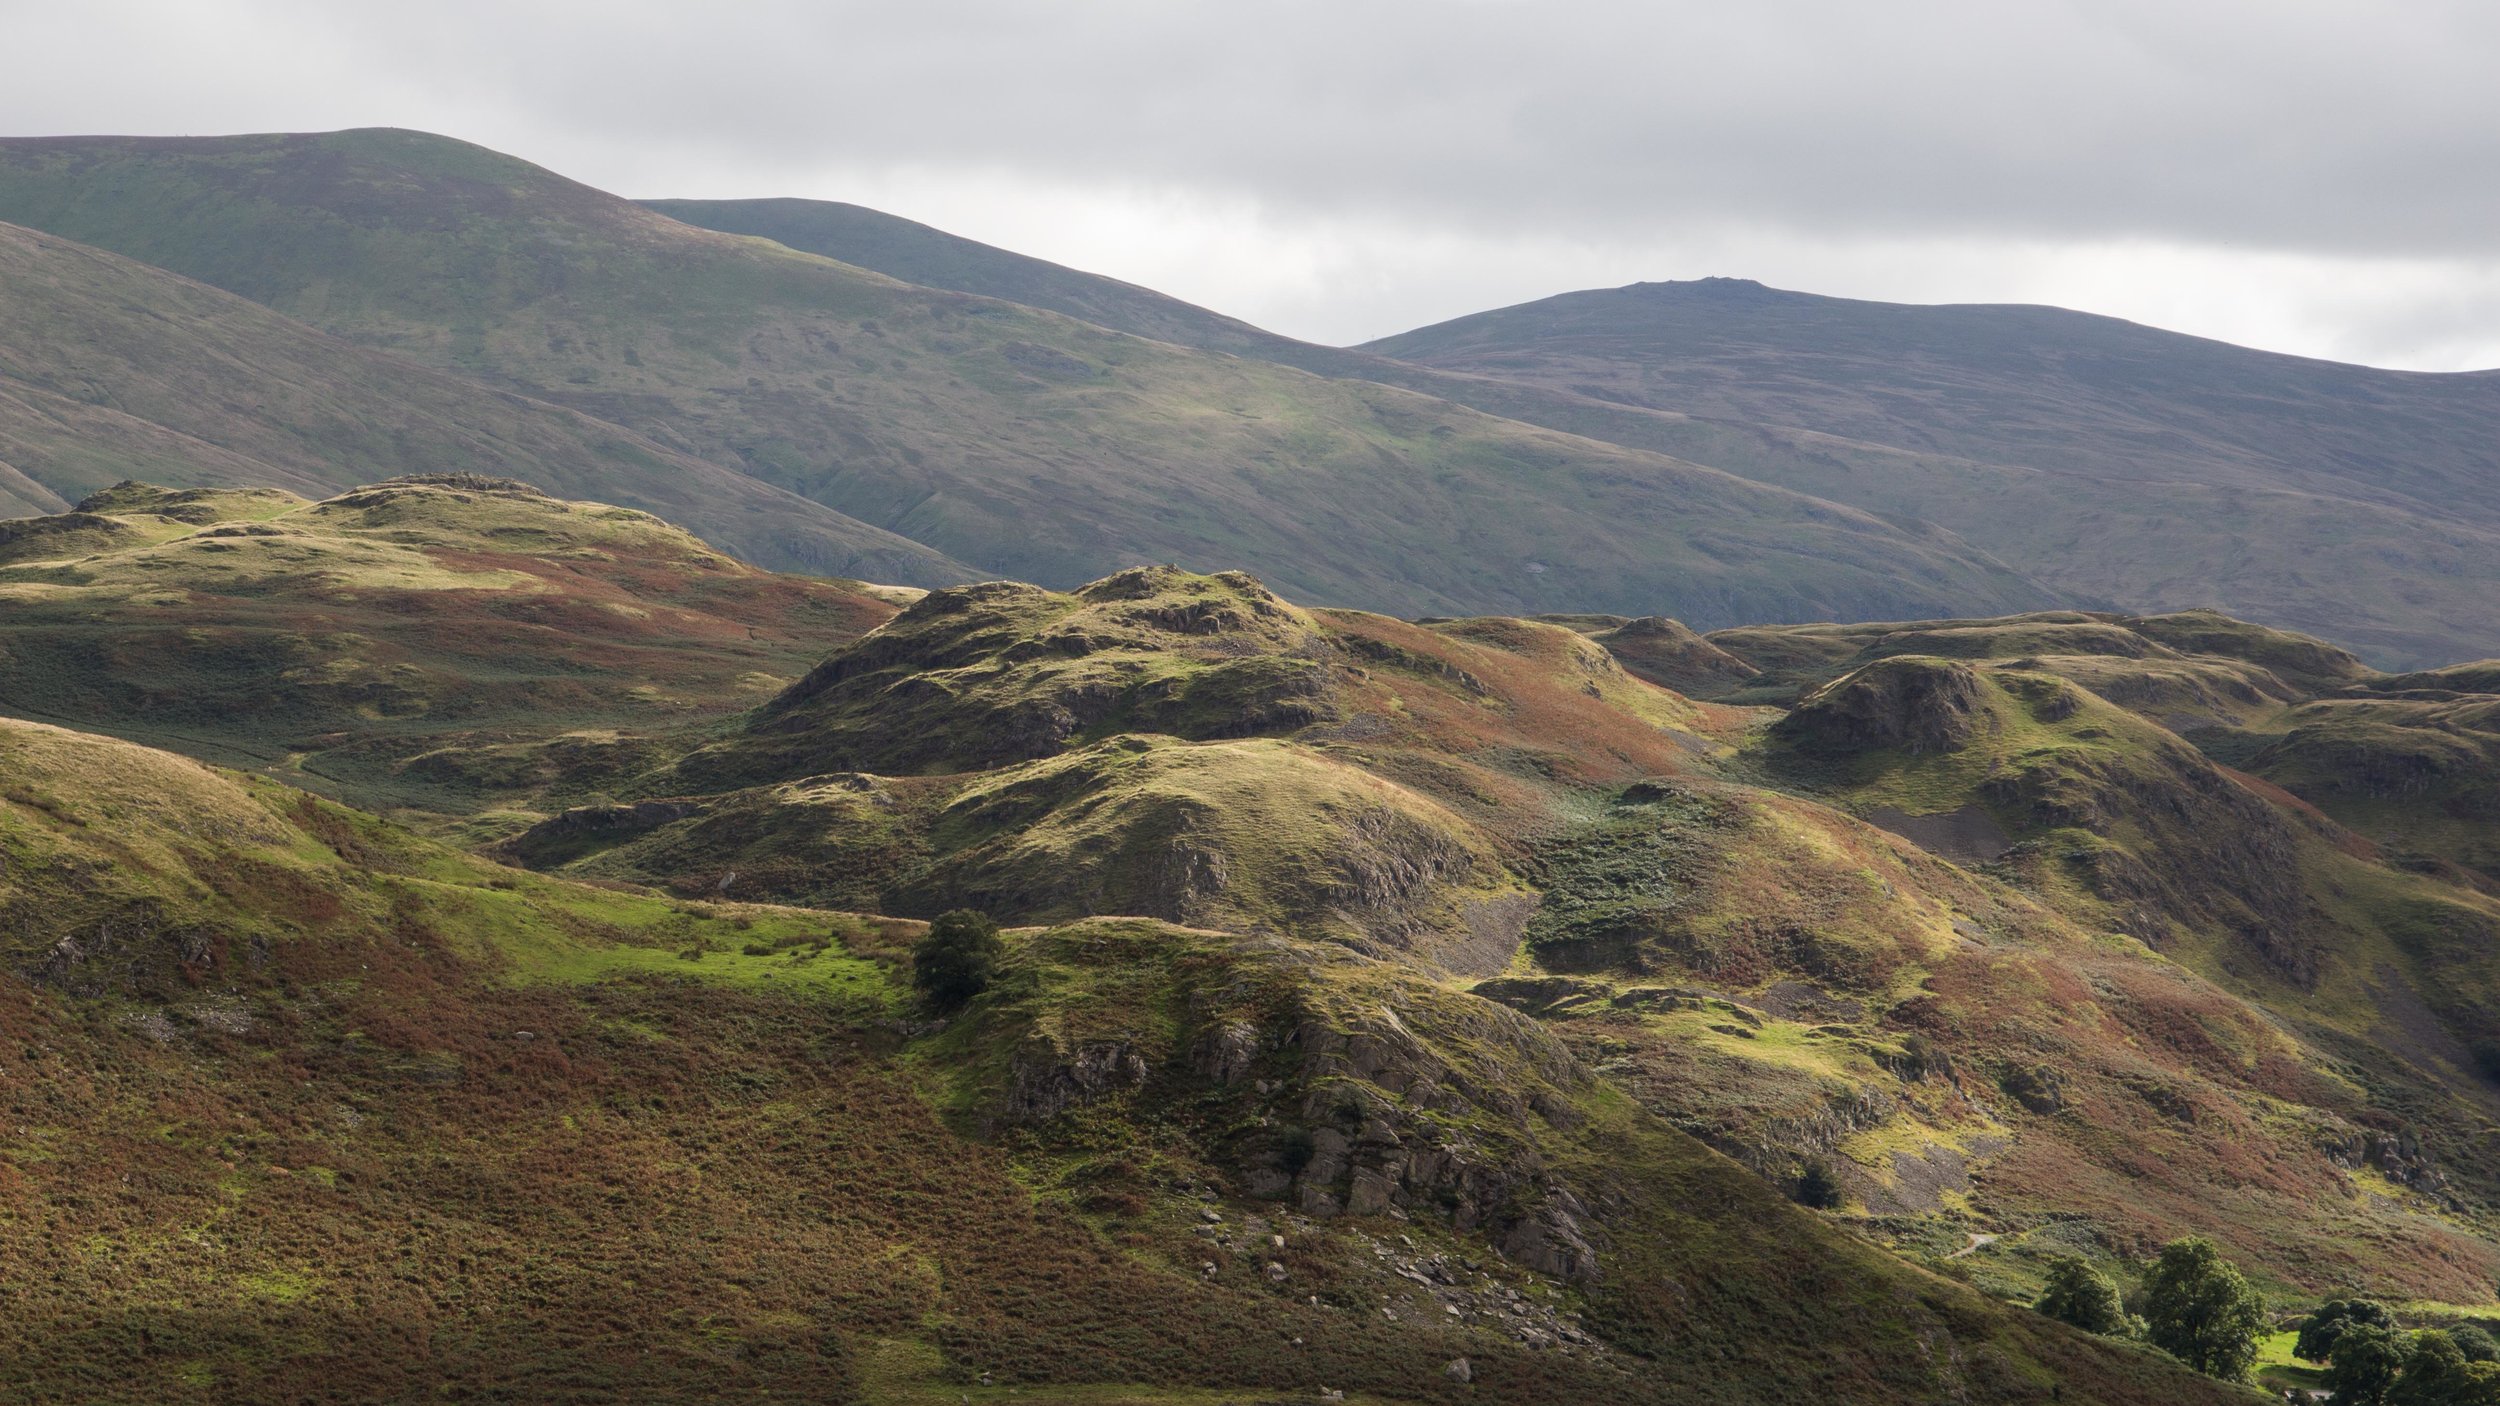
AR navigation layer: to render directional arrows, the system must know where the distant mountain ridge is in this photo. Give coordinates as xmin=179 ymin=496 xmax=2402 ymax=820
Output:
xmin=0 ymin=128 xmax=2056 ymax=630
xmin=646 ymin=195 xmax=2500 ymax=668
xmin=1363 ymin=277 xmax=2500 ymax=667
xmin=0 ymin=218 xmax=976 ymax=582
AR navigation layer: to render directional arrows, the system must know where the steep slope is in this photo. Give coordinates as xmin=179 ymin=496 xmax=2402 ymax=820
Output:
xmin=0 ymin=477 xmax=905 ymax=822
xmin=0 ymin=716 xmax=2238 ymax=1405
xmin=1362 ymin=279 xmax=2500 ymax=667
xmin=0 ymin=129 xmax=2056 ymax=628
xmin=0 ymin=220 xmax=972 ymax=584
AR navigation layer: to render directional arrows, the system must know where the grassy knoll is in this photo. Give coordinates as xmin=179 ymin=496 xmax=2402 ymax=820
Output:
xmin=0 ymin=478 xmax=901 ymax=822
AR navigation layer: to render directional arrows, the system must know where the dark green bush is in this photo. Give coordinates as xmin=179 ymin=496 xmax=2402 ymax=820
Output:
xmin=912 ymin=909 xmax=1003 ymax=1011
xmin=1794 ymin=1157 xmax=1842 ymax=1209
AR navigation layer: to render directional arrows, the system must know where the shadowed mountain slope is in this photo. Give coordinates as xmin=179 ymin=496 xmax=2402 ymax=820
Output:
xmin=648 ymin=195 xmax=2500 ymax=667
xmin=0 ymin=219 xmax=972 ymax=584
xmin=0 ymin=129 xmax=2056 ymax=629
xmin=1361 ymin=278 xmax=2500 ymax=667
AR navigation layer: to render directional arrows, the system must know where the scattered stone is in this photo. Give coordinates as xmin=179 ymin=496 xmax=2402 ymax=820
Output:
xmin=1444 ymin=1357 xmax=1473 ymax=1383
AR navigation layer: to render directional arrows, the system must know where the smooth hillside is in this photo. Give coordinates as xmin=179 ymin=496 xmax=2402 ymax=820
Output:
xmin=0 ymin=219 xmax=971 ymax=583
xmin=642 ymin=195 xmax=1306 ymax=358
xmin=1360 ymin=278 xmax=2500 ymax=667
xmin=0 ymin=477 xmax=904 ymax=823
xmin=648 ymin=197 xmax=2500 ymax=668
xmin=0 ymin=716 xmax=2236 ymax=1405
xmin=0 ymin=129 xmax=2057 ymax=629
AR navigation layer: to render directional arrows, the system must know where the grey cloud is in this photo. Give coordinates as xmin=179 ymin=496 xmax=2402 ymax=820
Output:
xmin=3 ymin=0 xmax=2496 ymax=365
xmin=236 ymin=0 xmax=2500 ymax=258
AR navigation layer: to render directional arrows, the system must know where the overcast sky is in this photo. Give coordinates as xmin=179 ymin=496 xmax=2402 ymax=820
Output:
xmin=8 ymin=0 xmax=2499 ymax=369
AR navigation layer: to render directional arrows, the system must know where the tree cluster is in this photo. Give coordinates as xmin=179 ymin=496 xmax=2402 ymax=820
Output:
xmin=2031 ymin=1238 xmax=2263 ymax=1381
xmin=2300 ymin=1299 xmax=2500 ymax=1406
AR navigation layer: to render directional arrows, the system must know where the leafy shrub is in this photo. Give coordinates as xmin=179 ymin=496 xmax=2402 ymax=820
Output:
xmin=2452 ymin=1323 xmax=2500 ymax=1364
xmin=912 ymin=909 xmax=1003 ymax=1011
xmin=2034 ymin=1256 xmax=2127 ymax=1336
xmin=2141 ymin=1237 xmax=2266 ymax=1380
xmin=2474 ymin=1041 xmax=2500 ymax=1085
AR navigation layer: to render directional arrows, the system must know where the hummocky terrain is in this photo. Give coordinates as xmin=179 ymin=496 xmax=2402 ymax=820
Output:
xmin=6 ymin=477 xmax=2500 ymax=1402
xmin=8 ymin=123 xmax=2500 ymax=1404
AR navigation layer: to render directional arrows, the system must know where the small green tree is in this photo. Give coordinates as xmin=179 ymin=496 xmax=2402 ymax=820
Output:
xmin=1794 ymin=1157 xmax=1842 ymax=1209
xmin=2035 ymin=1256 xmax=2128 ymax=1336
xmin=2304 ymin=1300 xmax=2402 ymax=1363
xmin=2324 ymin=1321 xmax=2412 ymax=1406
xmin=912 ymin=909 xmax=1003 ymax=1011
xmin=2141 ymin=1237 xmax=2267 ymax=1380
xmin=2452 ymin=1324 xmax=2500 ymax=1365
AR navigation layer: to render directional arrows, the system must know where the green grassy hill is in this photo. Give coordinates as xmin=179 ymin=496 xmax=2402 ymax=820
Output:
xmin=0 ymin=129 xmax=2058 ymax=630
xmin=0 ymin=713 xmax=2252 ymax=1404
xmin=1360 ymin=278 xmax=2500 ymax=668
xmin=0 ymin=477 xmax=906 ymax=826
xmin=0 ymin=219 xmax=972 ymax=584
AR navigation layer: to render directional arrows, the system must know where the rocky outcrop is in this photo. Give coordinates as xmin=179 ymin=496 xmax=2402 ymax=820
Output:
xmin=983 ymin=932 xmax=1612 ymax=1283
xmin=1200 ymin=986 xmax=1606 ymax=1282
xmin=499 ymin=798 xmax=705 ymax=864
xmin=1777 ymin=658 xmax=1992 ymax=756
xmin=1001 ymin=1037 xmax=1152 ymax=1124
xmin=15 ymin=897 xmax=261 ymax=1000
